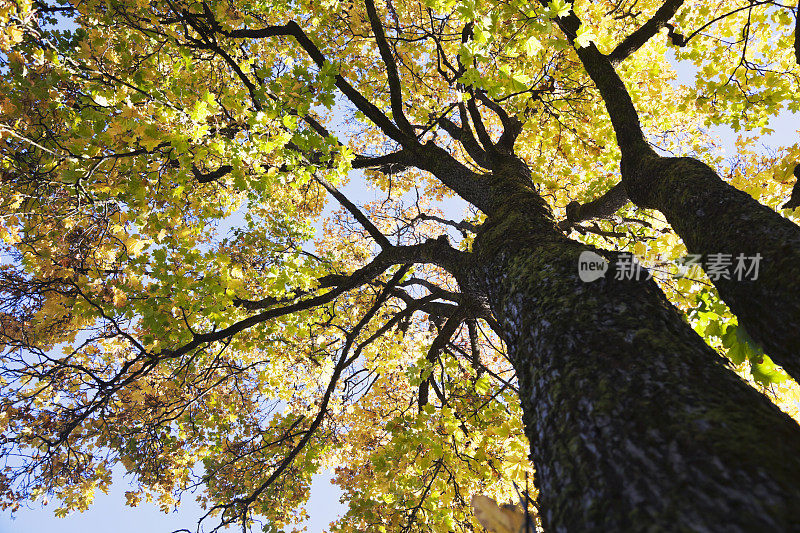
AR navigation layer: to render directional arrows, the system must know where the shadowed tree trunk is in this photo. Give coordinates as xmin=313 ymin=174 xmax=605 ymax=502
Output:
xmin=627 ymin=154 xmax=800 ymax=377
xmin=469 ymin=181 xmax=800 ymax=531
xmin=553 ymin=5 xmax=800 ymax=378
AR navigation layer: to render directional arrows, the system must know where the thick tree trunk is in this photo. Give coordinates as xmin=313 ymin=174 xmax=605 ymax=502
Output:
xmin=470 ymin=206 xmax=800 ymax=531
xmin=558 ymin=29 xmax=800 ymax=375
xmin=625 ymin=154 xmax=800 ymax=380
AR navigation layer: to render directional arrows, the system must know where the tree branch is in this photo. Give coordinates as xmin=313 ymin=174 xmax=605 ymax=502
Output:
xmin=782 ymin=164 xmax=800 ymax=209
xmin=607 ymin=0 xmax=685 ymax=66
xmin=795 ymin=0 xmax=800 ymax=65
xmin=414 ymin=212 xmax=480 ymax=234
xmin=286 ymin=20 xmax=412 ymax=144
xmin=349 ymin=291 xmax=453 ymax=360
xmin=315 ymin=174 xmax=392 ymax=248
xmin=352 ymin=150 xmax=413 ymax=173
xmin=559 ymin=182 xmax=629 ymax=229
xmin=220 ymin=19 xmax=492 ymax=212
xmin=438 ymin=115 xmax=493 ymax=169
xmin=173 ymin=5 xmax=264 ymax=111
xmin=192 ymin=163 xmax=233 ymax=183
xmin=537 ymin=2 xmax=655 ymax=165
xmin=402 ymin=298 xmax=461 ymax=318
xmin=467 ymin=318 xmax=481 ymax=373
xmin=222 ymin=20 xmax=409 ymax=144
xmin=180 ymin=237 xmax=468 ymax=356
xmin=397 ymin=277 xmax=462 ymax=304
xmin=419 ymin=309 xmax=464 ymax=409
xmin=363 ymin=0 xmax=415 ymax=136
xmin=206 ymin=266 xmax=409 ymax=531
xmin=472 ymin=91 xmax=522 ymax=153
xmin=466 ymin=96 xmax=496 ymax=154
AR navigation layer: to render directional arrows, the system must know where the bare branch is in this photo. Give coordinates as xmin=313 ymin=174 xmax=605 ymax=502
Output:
xmin=677 ymin=0 xmax=773 ymax=48
xmin=192 ymin=163 xmax=232 ymax=183
xmin=467 ymin=319 xmax=481 ymax=373
xmin=221 ymin=20 xmax=409 ymax=144
xmin=559 ymin=182 xmax=629 ymax=229
xmin=419 ymin=309 xmax=464 ymax=408
xmin=185 ymin=237 xmax=468 ymax=349
xmin=206 ymin=266 xmax=409 ymax=530
xmin=438 ymin=115 xmax=493 ymax=169
xmin=315 ymin=175 xmax=392 ymax=248
xmin=472 ymin=91 xmax=522 ymax=153
xmin=219 ymin=20 xmax=492 ymax=212
xmin=466 ymin=96 xmax=496 ymax=154
xmin=363 ymin=0 xmax=415 ymax=136
xmin=414 ymin=212 xmax=480 ymax=234
xmin=352 ymin=150 xmax=413 ymax=173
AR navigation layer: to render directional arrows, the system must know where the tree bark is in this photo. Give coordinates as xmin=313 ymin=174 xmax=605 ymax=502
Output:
xmin=469 ymin=198 xmax=800 ymax=531
xmin=626 ymin=154 xmax=800 ymax=379
xmin=561 ymin=31 xmax=800 ymax=378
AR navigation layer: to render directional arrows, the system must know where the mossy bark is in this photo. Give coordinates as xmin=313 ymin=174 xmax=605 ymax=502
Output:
xmin=557 ymin=17 xmax=800 ymax=378
xmin=470 ymin=207 xmax=800 ymax=532
xmin=625 ymin=155 xmax=800 ymax=381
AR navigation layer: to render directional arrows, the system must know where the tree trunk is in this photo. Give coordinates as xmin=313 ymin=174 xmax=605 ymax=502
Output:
xmin=470 ymin=205 xmax=800 ymax=531
xmin=625 ymin=154 xmax=800 ymax=380
xmin=561 ymin=34 xmax=800 ymax=376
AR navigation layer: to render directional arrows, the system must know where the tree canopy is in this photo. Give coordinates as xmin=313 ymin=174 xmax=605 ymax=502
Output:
xmin=1 ymin=0 xmax=800 ymax=531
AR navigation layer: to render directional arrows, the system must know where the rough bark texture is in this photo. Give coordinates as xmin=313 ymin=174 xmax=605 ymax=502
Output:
xmin=563 ymin=182 xmax=628 ymax=227
xmin=469 ymin=199 xmax=800 ymax=532
xmin=626 ymin=155 xmax=800 ymax=380
xmin=566 ymin=23 xmax=800 ymax=375
xmin=542 ymin=4 xmax=800 ymax=372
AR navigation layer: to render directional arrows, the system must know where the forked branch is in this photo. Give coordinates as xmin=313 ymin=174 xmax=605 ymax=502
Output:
xmin=607 ymin=0 xmax=685 ymax=66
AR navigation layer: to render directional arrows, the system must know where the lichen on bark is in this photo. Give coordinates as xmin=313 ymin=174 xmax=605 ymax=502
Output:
xmin=626 ymin=155 xmax=800 ymax=381
xmin=469 ymin=200 xmax=800 ymax=531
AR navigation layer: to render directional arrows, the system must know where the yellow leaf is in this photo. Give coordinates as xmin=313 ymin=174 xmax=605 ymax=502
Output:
xmin=125 ymin=236 xmax=147 ymax=257
xmin=112 ymin=287 xmax=127 ymax=308
xmin=471 ymin=494 xmax=526 ymax=533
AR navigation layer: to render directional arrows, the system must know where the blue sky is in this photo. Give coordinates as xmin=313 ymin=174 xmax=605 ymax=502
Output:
xmin=0 ymin=467 xmax=346 ymax=533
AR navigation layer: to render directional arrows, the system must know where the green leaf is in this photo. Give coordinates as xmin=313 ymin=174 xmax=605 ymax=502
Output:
xmin=473 ymin=28 xmax=490 ymax=44
xmin=523 ymin=36 xmax=542 ymax=56
xmin=547 ymin=0 xmax=571 ymax=18
xmin=575 ymin=24 xmax=595 ymax=48
xmin=510 ymin=72 xmax=531 ymax=92
xmin=281 ymin=114 xmax=297 ymax=130
xmin=474 ymin=375 xmax=490 ymax=395
xmin=751 ymin=357 xmax=787 ymax=386
xmin=722 ymin=325 xmax=748 ymax=365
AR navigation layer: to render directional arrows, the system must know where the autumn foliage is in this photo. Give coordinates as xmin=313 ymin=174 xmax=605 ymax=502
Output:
xmin=1 ymin=0 xmax=800 ymax=531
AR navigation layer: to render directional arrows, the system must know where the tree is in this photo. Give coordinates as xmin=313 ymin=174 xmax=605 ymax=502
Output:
xmin=1 ymin=0 xmax=800 ymax=531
